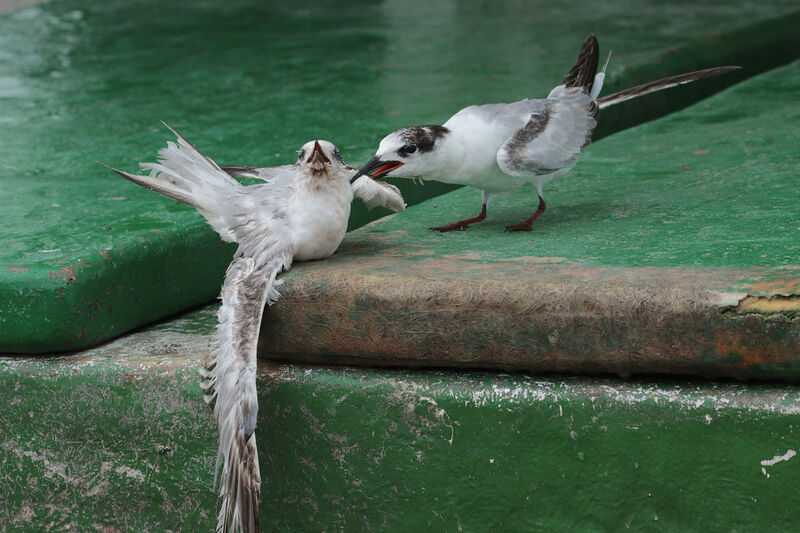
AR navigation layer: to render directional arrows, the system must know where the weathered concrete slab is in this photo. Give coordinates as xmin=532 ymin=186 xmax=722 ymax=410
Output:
xmin=259 ymin=60 xmax=800 ymax=381
xmin=2 ymin=309 xmax=799 ymax=531
xmin=3 ymin=0 xmax=800 ymax=352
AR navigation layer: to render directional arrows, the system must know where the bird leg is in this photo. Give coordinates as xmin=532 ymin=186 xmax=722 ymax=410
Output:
xmin=430 ymin=203 xmax=487 ymax=232
xmin=505 ymin=195 xmax=546 ymax=232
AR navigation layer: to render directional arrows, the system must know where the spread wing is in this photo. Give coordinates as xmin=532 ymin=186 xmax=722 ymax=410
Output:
xmin=496 ymin=88 xmax=597 ymax=178
xmin=200 ymin=238 xmax=292 ymax=533
xmin=106 ymin=126 xmax=296 ymax=533
xmin=221 ymin=164 xmax=294 ymax=182
xmin=351 ymin=175 xmax=406 ymax=212
xmin=198 ymin=184 xmax=294 ymax=533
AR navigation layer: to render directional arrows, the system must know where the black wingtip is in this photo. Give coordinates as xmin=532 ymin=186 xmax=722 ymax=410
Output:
xmin=562 ymin=33 xmax=600 ymax=92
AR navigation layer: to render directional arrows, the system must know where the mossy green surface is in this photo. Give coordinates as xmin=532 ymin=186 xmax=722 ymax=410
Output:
xmin=2 ymin=350 xmax=799 ymax=531
xmin=0 ymin=363 xmax=217 ymax=531
xmin=2 ymin=0 xmax=799 ymax=352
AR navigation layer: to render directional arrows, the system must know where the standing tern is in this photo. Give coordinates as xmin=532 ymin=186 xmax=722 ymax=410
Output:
xmin=353 ymin=34 xmax=738 ymax=232
xmin=102 ymin=126 xmax=404 ymax=533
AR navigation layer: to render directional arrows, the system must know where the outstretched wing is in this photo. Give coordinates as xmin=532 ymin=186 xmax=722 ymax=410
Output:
xmin=102 ymin=125 xmax=246 ymax=242
xmin=496 ymin=89 xmax=597 ymax=178
xmin=351 ymin=175 xmax=406 ymax=212
xmin=200 ymin=239 xmax=292 ymax=533
xmin=221 ymin=164 xmax=293 ymax=182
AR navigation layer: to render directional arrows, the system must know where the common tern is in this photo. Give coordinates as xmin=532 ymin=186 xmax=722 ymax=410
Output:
xmin=354 ymin=34 xmax=738 ymax=232
xmin=102 ymin=126 xmax=404 ymax=533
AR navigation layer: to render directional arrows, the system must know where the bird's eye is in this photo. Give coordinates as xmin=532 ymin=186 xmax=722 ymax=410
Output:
xmin=333 ymin=148 xmax=342 ymax=160
xmin=405 ymin=144 xmax=417 ymax=154
xmin=297 ymin=149 xmax=306 ymax=160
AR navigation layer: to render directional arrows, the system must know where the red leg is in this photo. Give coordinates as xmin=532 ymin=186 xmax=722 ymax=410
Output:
xmin=505 ymin=196 xmax=546 ymax=232
xmin=430 ymin=203 xmax=487 ymax=232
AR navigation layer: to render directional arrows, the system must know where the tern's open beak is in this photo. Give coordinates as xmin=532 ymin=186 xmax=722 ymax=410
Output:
xmin=307 ymin=140 xmax=331 ymax=165
xmin=350 ymin=156 xmax=404 ymax=183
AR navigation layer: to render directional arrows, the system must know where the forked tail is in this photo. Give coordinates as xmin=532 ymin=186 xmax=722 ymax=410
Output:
xmin=561 ymin=33 xmax=600 ymax=94
xmin=597 ymin=66 xmax=740 ymax=109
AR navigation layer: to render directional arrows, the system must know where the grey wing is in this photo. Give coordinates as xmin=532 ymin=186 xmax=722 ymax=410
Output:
xmin=200 ymin=240 xmax=292 ymax=533
xmin=351 ymin=175 xmax=406 ymax=212
xmin=496 ymin=88 xmax=597 ymax=177
xmin=198 ymin=178 xmax=294 ymax=533
xmin=221 ymin=164 xmax=294 ymax=182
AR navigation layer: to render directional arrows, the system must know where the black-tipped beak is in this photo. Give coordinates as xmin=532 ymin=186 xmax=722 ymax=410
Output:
xmin=307 ymin=141 xmax=331 ymax=165
xmin=350 ymin=156 xmax=404 ymax=183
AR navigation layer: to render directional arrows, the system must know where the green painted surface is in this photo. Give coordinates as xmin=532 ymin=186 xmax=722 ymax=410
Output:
xmin=2 ymin=324 xmax=800 ymax=531
xmin=2 ymin=0 xmax=800 ymax=352
xmin=260 ymin=368 xmax=800 ymax=532
xmin=260 ymin=61 xmax=800 ymax=380
xmin=352 ymin=60 xmax=800 ymax=270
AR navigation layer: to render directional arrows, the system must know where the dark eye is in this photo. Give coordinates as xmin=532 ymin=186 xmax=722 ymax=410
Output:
xmin=297 ymin=149 xmax=306 ymax=160
xmin=405 ymin=144 xmax=417 ymax=154
xmin=333 ymin=148 xmax=342 ymax=160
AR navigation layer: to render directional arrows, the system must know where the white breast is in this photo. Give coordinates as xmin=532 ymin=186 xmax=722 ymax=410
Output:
xmin=289 ymin=178 xmax=353 ymax=262
xmin=440 ymin=103 xmax=535 ymax=191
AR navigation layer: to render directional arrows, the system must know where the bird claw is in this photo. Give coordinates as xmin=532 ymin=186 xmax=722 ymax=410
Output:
xmin=504 ymin=222 xmax=532 ymax=232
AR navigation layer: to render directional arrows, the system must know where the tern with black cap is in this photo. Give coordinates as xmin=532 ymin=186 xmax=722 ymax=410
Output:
xmin=354 ymin=34 xmax=738 ymax=232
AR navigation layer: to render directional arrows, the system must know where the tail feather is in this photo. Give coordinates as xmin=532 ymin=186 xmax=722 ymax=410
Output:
xmin=102 ymin=124 xmax=244 ymax=241
xmin=562 ymin=33 xmax=600 ymax=93
xmin=204 ymin=255 xmax=288 ymax=533
xmin=99 ymin=162 xmax=200 ymax=208
xmin=216 ymin=383 xmax=261 ymax=533
xmin=598 ymin=66 xmax=740 ymax=109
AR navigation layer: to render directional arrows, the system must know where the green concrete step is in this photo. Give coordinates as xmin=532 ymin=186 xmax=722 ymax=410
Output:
xmin=2 ymin=308 xmax=799 ymax=531
xmin=3 ymin=0 xmax=800 ymax=352
xmin=260 ymin=60 xmax=800 ymax=382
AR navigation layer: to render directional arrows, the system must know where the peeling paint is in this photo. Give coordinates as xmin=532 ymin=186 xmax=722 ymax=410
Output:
xmin=761 ymin=449 xmax=796 ymax=467
xmin=736 ymin=295 xmax=800 ymax=313
xmin=48 ymin=264 xmax=78 ymax=283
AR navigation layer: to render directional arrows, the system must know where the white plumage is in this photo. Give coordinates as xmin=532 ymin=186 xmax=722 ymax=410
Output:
xmin=354 ymin=34 xmax=738 ymax=232
xmin=103 ymin=126 xmax=405 ymax=532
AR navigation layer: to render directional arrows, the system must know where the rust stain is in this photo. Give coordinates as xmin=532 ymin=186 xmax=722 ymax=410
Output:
xmin=713 ymin=329 xmax=798 ymax=368
xmin=403 ymin=249 xmax=436 ymax=257
xmin=508 ymin=256 xmax=568 ymax=264
xmin=49 ymin=265 xmax=78 ymax=284
xmin=99 ymin=251 xmax=111 ymax=260
xmin=6 ymin=266 xmax=30 ymax=273
xmin=748 ymin=278 xmax=800 ymax=294
xmin=259 ymin=261 xmax=800 ymax=381
xmin=120 ymin=371 xmax=142 ymax=382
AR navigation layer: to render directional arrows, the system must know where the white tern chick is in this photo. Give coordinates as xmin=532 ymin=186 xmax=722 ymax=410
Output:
xmin=354 ymin=34 xmax=738 ymax=232
xmin=102 ymin=126 xmax=404 ymax=533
